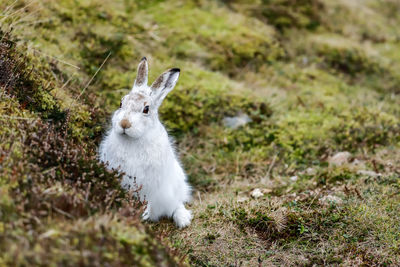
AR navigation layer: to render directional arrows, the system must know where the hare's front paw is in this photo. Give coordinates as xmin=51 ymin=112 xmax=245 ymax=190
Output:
xmin=173 ymin=205 xmax=192 ymax=228
xmin=142 ymin=205 xmax=150 ymax=221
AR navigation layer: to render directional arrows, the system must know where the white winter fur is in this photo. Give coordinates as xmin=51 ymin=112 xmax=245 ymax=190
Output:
xmin=99 ymin=58 xmax=192 ymax=228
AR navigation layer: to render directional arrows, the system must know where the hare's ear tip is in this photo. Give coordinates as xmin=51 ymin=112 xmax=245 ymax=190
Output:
xmin=141 ymin=56 xmax=147 ymax=61
xmin=170 ymin=68 xmax=180 ymax=73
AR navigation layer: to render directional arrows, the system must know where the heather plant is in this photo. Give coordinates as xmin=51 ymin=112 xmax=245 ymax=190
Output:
xmin=0 ymin=28 xmax=185 ymax=266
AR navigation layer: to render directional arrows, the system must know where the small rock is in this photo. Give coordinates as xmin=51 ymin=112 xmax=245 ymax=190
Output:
xmin=319 ymin=195 xmax=342 ymax=205
xmin=290 ymin=175 xmax=298 ymax=182
xmin=305 ymin=167 xmax=316 ymax=175
xmin=237 ymin=196 xmax=249 ymax=203
xmin=357 ymin=170 xmax=381 ymax=177
xmin=351 ymin=159 xmax=363 ymax=166
xmin=223 ymin=113 xmax=252 ymax=129
xmin=250 ymin=188 xmax=264 ymax=198
xmin=261 ymin=188 xmax=273 ymax=194
xmin=39 ymin=229 xmax=58 ymax=239
xmin=329 ymin=152 xmax=351 ymax=166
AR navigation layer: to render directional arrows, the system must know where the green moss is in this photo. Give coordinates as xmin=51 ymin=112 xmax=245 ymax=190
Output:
xmin=230 ymin=200 xmax=343 ymax=244
xmin=312 ymin=36 xmax=383 ymax=75
xmin=159 ymin=65 xmax=272 ymax=134
xmin=321 ymin=0 xmax=400 ymax=43
xmin=226 ymin=182 xmax=400 ymax=264
xmin=0 ymin=216 xmax=179 ymax=266
xmin=237 ymin=0 xmax=325 ymax=31
xmin=148 ymin=1 xmax=283 ymax=74
xmin=332 ymin=108 xmax=400 ymax=151
xmin=0 ymin=35 xmax=65 ymax=121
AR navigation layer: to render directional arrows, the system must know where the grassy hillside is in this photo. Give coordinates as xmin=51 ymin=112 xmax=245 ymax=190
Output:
xmin=0 ymin=28 xmax=184 ymax=267
xmin=1 ymin=0 xmax=400 ymax=266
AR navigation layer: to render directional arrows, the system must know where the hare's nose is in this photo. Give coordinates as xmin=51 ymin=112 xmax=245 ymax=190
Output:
xmin=120 ymin=119 xmax=131 ymax=129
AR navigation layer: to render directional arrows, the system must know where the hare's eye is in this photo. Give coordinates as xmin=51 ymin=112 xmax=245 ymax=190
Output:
xmin=143 ymin=105 xmax=149 ymax=114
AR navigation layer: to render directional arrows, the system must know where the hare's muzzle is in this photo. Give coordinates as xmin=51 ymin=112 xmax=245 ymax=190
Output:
xmin=120 ymin=119 xmax=131 ymax=129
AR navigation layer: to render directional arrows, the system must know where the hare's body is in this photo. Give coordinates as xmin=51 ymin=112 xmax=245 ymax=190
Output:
xmin=99 ymin=58 xmax=192 ymax=228
xmin=99 ymin=121 xmax=191 ymax=226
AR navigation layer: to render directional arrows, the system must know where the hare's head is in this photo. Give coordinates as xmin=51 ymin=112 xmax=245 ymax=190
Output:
xmin=111 ymin=57 xmax=180 ymax=139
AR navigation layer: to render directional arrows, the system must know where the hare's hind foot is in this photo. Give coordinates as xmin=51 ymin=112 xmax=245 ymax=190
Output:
xmin=173 ymin=205 xmax=192 ymax=228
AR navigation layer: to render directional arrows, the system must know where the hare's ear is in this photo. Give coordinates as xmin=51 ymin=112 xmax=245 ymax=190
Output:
xmin=150 ymin=68 xmax=180 ymax=107
xmin=133 ymin=57 xmax=148 ymax=89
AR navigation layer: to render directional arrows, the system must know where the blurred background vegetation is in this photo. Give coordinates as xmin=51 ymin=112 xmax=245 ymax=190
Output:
xmin=0 ymin=0 xmax=399 ymax=266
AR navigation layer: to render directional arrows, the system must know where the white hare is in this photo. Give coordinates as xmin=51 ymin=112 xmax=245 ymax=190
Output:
xmin=99 ymin=57 xmax=192 ymax=228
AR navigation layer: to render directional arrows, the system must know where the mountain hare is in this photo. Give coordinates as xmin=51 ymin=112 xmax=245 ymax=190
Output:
xmin=99 ymin=57 xmax=192 ymax=228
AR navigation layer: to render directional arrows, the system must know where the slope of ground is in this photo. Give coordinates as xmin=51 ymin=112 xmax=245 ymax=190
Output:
xmin=0 ymin=29 xmax=184 ymax=266
xmin=1 ymin=0 xmax=399 ymax=266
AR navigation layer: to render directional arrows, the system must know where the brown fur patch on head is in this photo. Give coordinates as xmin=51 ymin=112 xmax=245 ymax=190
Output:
xmin=136 ymin=62 xmax=147 ymax=86
xmin=130 ymin=92 xmax=145 ymax=101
